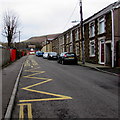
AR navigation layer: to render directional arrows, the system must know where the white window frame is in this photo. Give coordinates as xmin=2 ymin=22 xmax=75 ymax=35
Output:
xmin=76 ymin=29 xmax=79 ymax=41
xmin=70 ymin=45 xmax=72 ymax=52
xmin=62 ymin=36 xmax=64 ymax=44
xmin=89 ymin=40 xmax=95 ymax=57
xmin=66 ymin=33 xmax=69 ymax=43
xmin=89 ymin=21 xmax=95 ymax=38
xmin=98 ymin=17 xmax=105 ymax=34
xmin=75 ymin=44 xmax=79 ymax=55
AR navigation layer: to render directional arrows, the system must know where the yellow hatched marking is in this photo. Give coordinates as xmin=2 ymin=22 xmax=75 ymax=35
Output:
xmin=31 ymin=59 xmax=38 ymax=66
xmin=20 ymin=67 xmax=72 ymax=103
xmin=24 ymin=60 xmax=31 ymax=67
xmin=18 ymin=103 xmax=33 ymax=119
xmin=20 ymin=97 xmax=72 ymax=103
xmin=22 ymin=79 xmax=52 ymax=89
xmin=25 ymin=67 xmax=40 ymax=72
xmin=24 ymin=71 xmax=45 ymax=78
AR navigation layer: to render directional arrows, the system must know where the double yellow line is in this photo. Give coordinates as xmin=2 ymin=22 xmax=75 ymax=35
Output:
xmin=18 ymin=103 xmax=32 ymax=119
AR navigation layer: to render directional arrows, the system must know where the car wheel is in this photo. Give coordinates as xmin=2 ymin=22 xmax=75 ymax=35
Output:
xmin=57 ymin=60 xmax=60 ymax=63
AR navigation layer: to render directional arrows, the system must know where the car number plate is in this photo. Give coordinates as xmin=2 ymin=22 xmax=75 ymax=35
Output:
xmin=68 ymin=57 xmax=74 ymax=59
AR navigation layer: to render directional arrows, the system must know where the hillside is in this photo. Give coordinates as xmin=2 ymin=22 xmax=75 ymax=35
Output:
xmin=23 ymin=33 xmax=60 ymax=43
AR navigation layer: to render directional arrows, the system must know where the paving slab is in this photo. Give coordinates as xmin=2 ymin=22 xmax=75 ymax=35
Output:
xmin=2 ymin=56 xmax=27 ymax=118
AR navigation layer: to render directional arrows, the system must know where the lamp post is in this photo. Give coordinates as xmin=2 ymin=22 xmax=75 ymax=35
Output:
xmin=79 ymin=0 xmax=85 ymax=64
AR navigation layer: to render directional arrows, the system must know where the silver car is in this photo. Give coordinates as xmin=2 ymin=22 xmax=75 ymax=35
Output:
xmin=43 ymin=52 xmax=49 ymax=59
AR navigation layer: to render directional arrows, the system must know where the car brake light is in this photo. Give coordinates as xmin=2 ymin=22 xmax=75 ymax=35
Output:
xmin=64 ymin=54 xmax=67 ymax=57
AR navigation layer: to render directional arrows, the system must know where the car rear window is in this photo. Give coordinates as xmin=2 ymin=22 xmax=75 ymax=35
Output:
xmin=50 ymin=52 xmax=57 ymax=55
xmin=66 ymin=53 xmax=75 ymax=57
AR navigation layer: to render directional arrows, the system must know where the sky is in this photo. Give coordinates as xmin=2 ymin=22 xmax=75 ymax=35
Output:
xmin=0 ymin=0 xmax=117 ymax=43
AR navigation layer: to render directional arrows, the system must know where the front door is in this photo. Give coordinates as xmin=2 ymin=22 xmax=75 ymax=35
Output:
xmin=101 ymin=43 xmax=104 ymax=63
xmin=99 ymin=40 xmax=105 ymax=64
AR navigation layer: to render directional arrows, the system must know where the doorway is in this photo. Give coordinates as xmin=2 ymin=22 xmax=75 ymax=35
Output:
xmin=99 ymin=40 xmax=105 ymax=64
xmin=106 ymin=43 xmax=112 ymax=66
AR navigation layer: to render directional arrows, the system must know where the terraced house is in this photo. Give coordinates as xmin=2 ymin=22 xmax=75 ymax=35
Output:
xmin=84 ymin=0 xmax=120 ymax=67
xmin=44 ymin=0 xmax=120 ymax=67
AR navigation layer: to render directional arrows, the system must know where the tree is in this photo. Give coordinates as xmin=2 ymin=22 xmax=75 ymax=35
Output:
xmin=2 ymin=11 xmax=19 ymax=47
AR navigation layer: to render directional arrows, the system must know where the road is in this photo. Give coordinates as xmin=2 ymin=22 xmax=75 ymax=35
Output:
xmin=12 ymin=55 xmax=119 ymax=119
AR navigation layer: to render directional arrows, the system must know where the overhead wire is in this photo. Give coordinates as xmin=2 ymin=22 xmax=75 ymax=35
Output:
xmin=62 ymin=0 xmax=79 ymax=31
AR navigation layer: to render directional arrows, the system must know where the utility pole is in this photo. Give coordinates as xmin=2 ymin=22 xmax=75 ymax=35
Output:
xmin=79 ymin=0 xmax=85 ymax=64
xmin=46 ymin=36 xmax=48 ymax=52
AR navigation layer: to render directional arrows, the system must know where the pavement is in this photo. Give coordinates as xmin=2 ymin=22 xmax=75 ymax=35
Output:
xmin=1 ymin=56 xmax=119 ymax=119
xmin=2 ymin=56 xmax=27 ymax=119
xmin=78 ymin=61 xmax=120 ymax=76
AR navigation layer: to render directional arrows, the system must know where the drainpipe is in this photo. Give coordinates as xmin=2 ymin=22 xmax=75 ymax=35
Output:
xmin=111 ymin=9 xmax=115 ymax=68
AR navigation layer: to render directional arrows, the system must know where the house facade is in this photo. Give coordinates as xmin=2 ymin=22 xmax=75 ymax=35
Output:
xmin=43 ymin=0 xmax=120 ymax=67
xmin=83 ymin=1 xmax=120 ymax=67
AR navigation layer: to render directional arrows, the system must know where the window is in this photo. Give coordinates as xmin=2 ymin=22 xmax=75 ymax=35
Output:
xmin=62 ymin=36 xmax=64 ymax=44
xmin=90 ymin=40 xmax=95 ymax=57
xmin=70 ymin=31 xmax=73 ymax=42
xmin=76 ymin=29 xmax=79 ymax=41
xmin=70 ymin=45 xmax=72 ymax=52
xmin=98 ymin=17 xmax=105 ymax=34
xmin=75 ymin=44 xmax=79 ymax=55
xmin=89 ymin=22 xmax=95 ymax=37
xmin=66 ymin=34 xmax=69 ymax=44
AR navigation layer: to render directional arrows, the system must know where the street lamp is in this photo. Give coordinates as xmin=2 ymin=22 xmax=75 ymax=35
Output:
xmin=71 ymin=20 xmax=79 ymax=23
xmin=79 ymin=0 xmax=85 ymax=64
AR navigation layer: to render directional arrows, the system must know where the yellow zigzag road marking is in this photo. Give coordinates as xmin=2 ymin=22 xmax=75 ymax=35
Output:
xmin=19 ymin=68 xmax=72 ymax=103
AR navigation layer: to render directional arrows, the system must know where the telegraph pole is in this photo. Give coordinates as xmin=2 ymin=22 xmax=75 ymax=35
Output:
xmin=79 ymin=0 xmax=85 ymax=64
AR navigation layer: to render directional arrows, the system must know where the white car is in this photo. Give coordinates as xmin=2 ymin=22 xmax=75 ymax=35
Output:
xmin=43 ymin=52 xmax=49 ymax=59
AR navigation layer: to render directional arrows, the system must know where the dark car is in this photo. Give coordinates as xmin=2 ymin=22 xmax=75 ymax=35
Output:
xmin=57 ymin=52 xmax=78 ymax=65
xmin=36 ymin=51 xmax=44 ymax=57
xmin=47 ymin=52 xmax=58 ymax=60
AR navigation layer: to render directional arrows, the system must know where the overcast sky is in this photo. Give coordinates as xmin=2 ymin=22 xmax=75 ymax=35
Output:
xmin=0 ymin=0 xmax=117 ymax=42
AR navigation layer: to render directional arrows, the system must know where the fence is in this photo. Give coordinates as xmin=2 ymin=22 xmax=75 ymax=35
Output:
xmin=0 ymin=47 xmax=10 ymax=67
xmin=0 ymin=46 xmax=26 ymax=67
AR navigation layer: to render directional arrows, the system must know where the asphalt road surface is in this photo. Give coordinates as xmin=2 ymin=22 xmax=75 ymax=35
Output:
xmin=12 ymin=55 xmax=119 ymax=119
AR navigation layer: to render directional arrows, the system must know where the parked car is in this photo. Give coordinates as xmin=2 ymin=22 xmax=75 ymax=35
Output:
xmin=36 ymin=51 xmax=44 ymax=57
xmin=43 ymin=52 xmax=49 ymax=59
xmin=57 ymin=52 xmax=78 ymax=65
xmin=47 ymin=52 xmax=58 ymax=60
